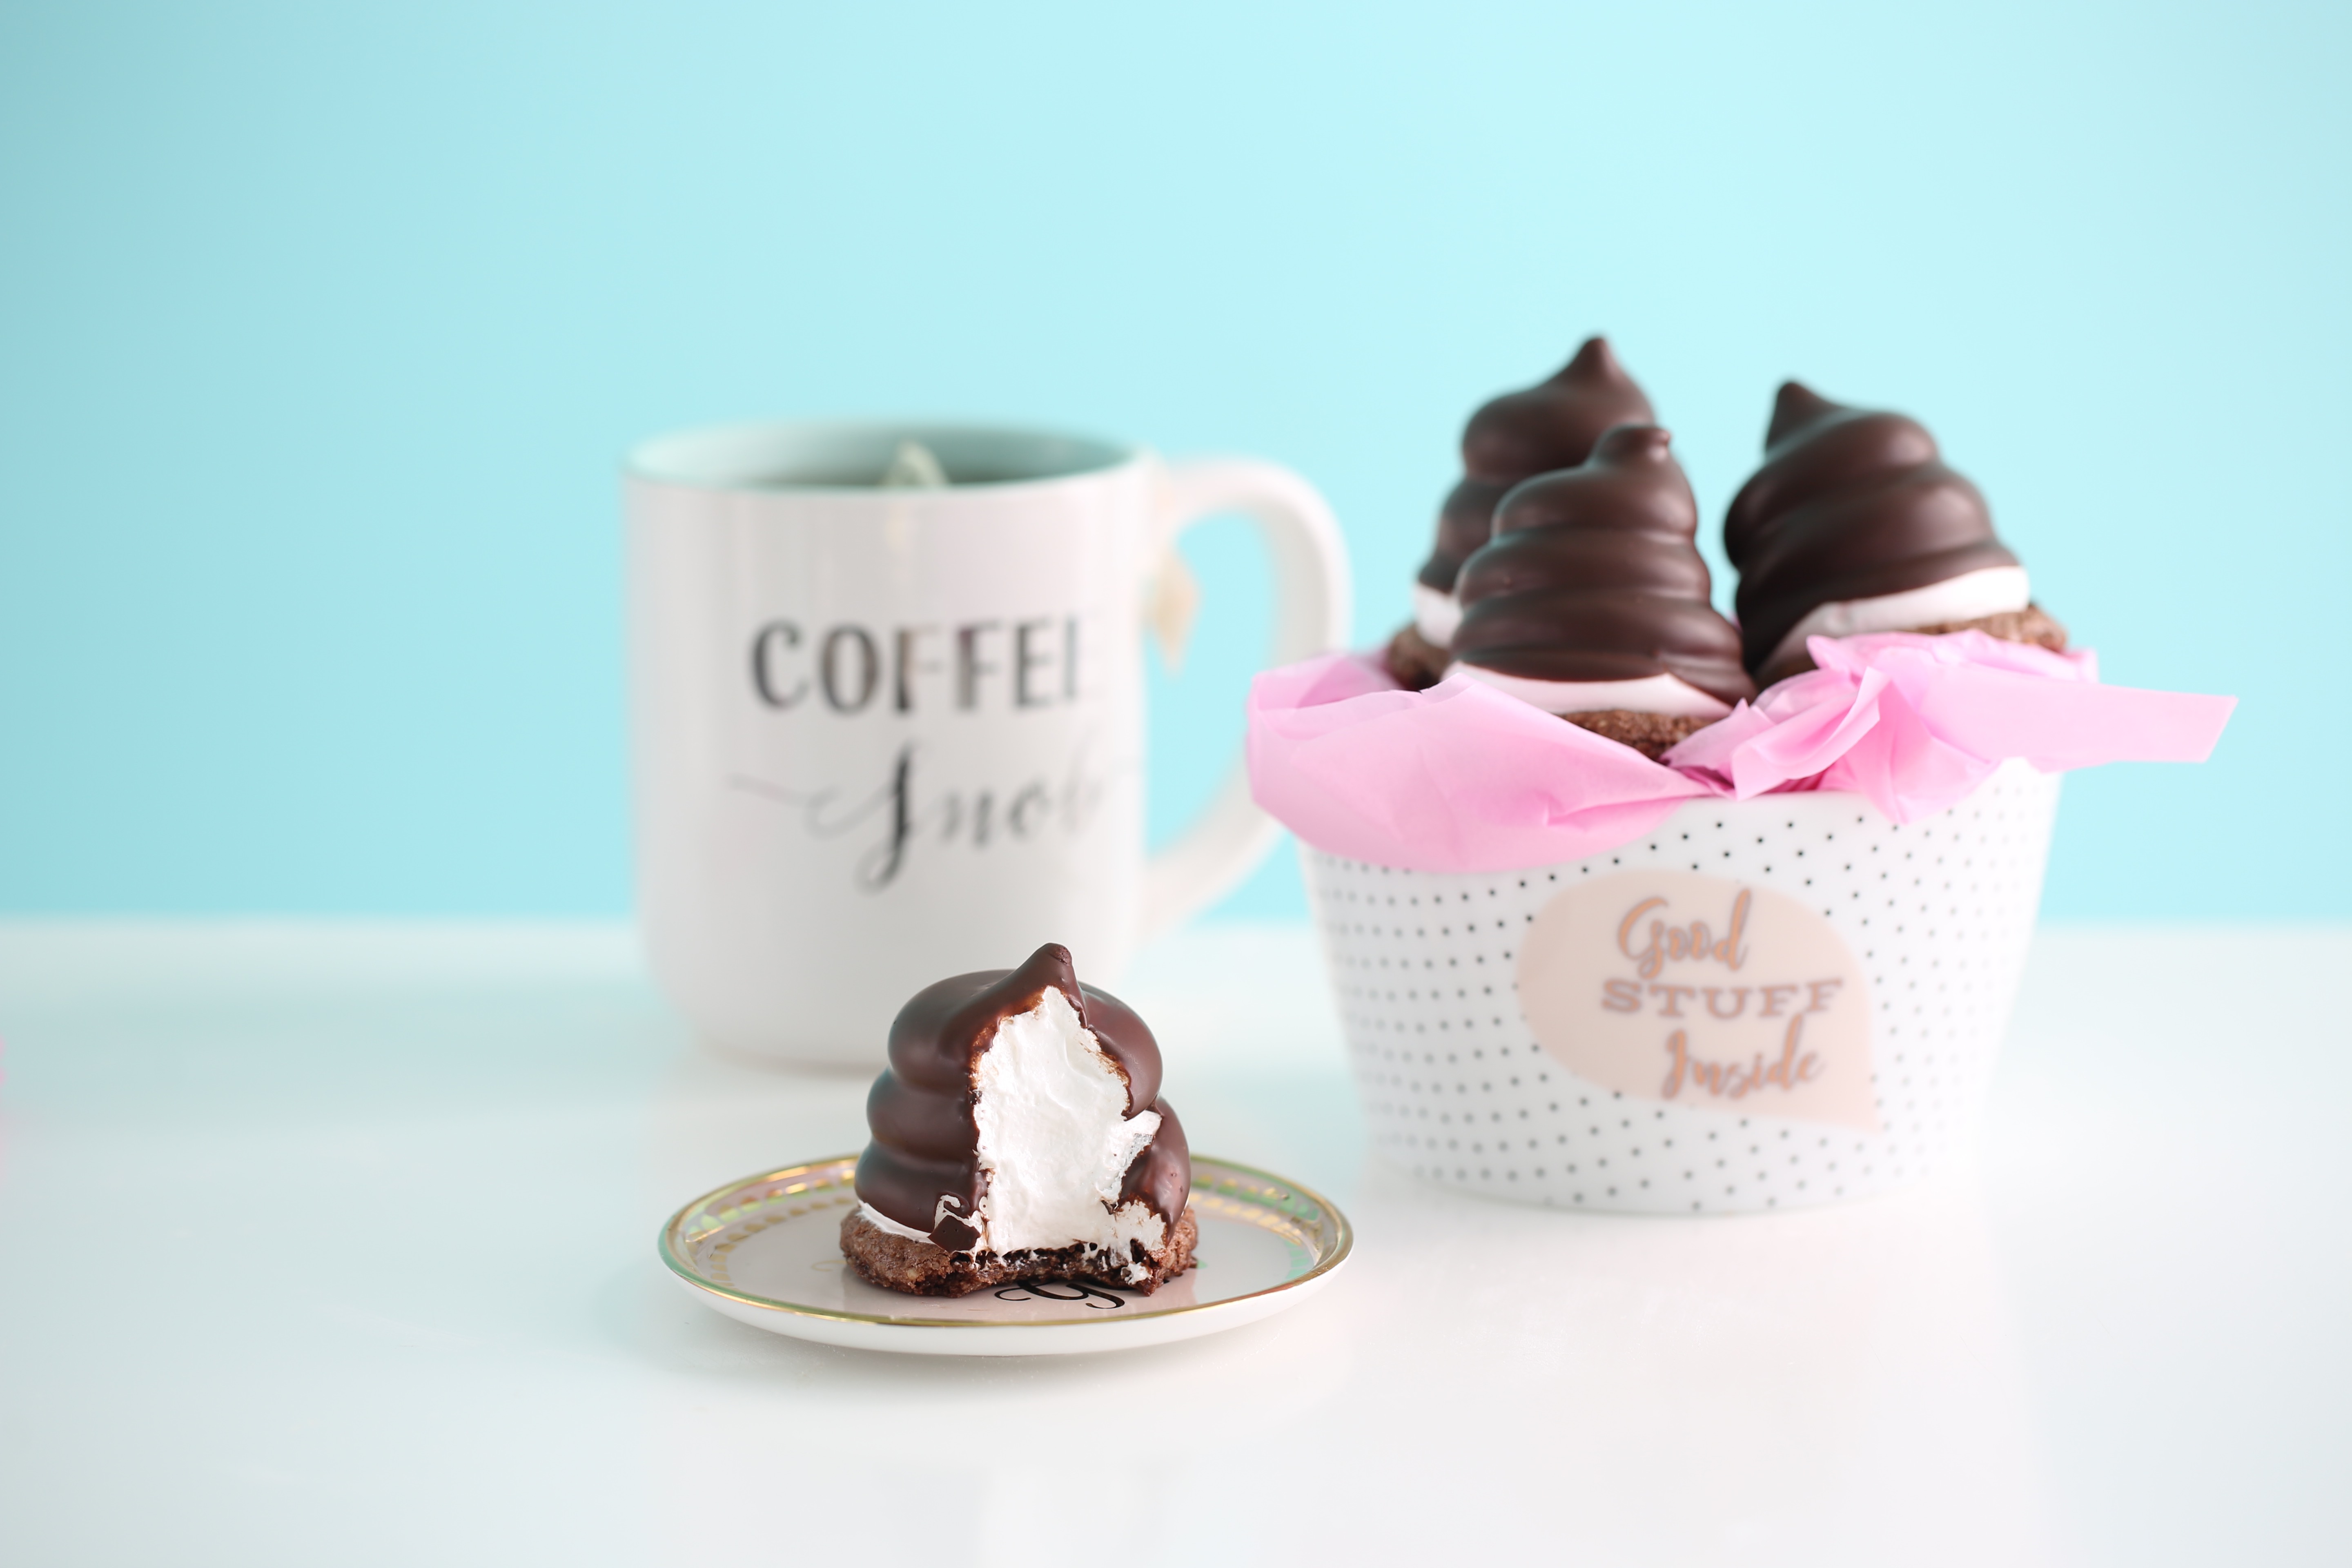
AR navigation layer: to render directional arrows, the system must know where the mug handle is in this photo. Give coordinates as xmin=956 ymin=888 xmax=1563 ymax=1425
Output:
xmin=1139 ymin=457 xmax=1353 ymax=940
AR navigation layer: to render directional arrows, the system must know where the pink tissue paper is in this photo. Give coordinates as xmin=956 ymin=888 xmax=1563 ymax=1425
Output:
xmin=1245 ymin=630 xmax=2235 ymax=875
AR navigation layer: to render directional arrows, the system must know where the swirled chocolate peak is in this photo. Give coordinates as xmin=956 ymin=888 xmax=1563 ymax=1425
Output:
xmin=1450 ymin=425 xmax=1754 ymax=710
xmin=853 ymin=943 xmax=1189 ymax=1261
xmin=1725 ymin=382 xmax=2029 ymax=677
xmin=1416 ymin=337 xmax=1657 ymax=597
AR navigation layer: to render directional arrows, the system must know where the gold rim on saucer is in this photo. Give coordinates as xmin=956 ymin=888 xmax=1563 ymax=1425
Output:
xmin=658 ymin=1154 xmax=1352 ymax=1331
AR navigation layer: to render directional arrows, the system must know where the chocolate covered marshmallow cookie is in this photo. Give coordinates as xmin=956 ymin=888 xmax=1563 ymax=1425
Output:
xmin=1726 ymin=382 xmax=2067 ymax=686
xmin=1451 ymin=424 xmax=1753 ymax=757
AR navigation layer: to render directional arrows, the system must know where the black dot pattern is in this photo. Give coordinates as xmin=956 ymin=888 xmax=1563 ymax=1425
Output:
xmin=1303 ymin=762 xmax=2062 ymax=1213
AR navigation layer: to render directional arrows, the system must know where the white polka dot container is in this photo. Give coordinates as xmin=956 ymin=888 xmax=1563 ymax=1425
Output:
xmin=1302 ymin=761 xmax=2060 ymax=1214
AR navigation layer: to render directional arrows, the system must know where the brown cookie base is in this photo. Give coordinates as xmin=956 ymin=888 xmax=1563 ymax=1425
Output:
xmin=1560 ymin=708 xmax=1719 ymax=760
xmin=1384 ymin=624 xmax=1451 ymax=690
xmin=1376 ymin=630 xmax=1723 ymax=759
xmin=1756 ymin=603 xmax=2070 ymax=688
xmin=838 ymin=1206 xmax=1201 ymax=1298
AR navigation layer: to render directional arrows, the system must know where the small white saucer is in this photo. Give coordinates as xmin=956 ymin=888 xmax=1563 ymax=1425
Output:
xmin=658 ymin=1154 xmax=1351 ymax=1356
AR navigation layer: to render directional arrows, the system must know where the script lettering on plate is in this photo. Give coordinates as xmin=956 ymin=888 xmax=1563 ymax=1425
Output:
xmin=1517 ymin=871 xmax=1878 ymax=1132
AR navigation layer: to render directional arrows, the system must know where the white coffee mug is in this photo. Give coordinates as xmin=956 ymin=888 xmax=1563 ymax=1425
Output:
xmin=626 ymin=421 xmax=1351 ymax=1066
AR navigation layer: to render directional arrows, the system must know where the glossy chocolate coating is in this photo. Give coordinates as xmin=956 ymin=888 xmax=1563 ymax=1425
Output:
xmin=854 ymin=943 xmax=1189 ymax=1250
xmin=1451 ymin=425 xmax=1754 ymax=705
xmin=1417 ymin=337 xmax=1656 ymax=593
xmin=1725 ymin=382 xmax=2020 ymax=675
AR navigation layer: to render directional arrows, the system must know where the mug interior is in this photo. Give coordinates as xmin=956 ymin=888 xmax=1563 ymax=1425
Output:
xmin=628 ymin=421 xmax=1133 ymax=491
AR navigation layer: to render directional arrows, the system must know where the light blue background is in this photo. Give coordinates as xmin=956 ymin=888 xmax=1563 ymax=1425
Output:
xmin=2 ymin=0 xmax=2343 ymax=919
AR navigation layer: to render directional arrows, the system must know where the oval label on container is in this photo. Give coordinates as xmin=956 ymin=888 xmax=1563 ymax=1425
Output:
xmin=1517 ymin=872 xmax=1879 ymax=1132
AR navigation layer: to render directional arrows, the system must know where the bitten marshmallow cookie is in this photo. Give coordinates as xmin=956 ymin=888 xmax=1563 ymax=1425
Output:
xmin=1726 ymin=382 xmax=2068 ymax=686
xmin=1388 ymin=337 xmax=1655 ymax=689
xmin=1450 ymin=424 xmax=1754 ymax=758
xmin=842 ymin=943 xmax=1198 ymax=1297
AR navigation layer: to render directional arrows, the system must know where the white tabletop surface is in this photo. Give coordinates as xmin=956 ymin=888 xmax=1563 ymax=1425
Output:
xmin=0 ymin=920 xmax=2344 ymax=1567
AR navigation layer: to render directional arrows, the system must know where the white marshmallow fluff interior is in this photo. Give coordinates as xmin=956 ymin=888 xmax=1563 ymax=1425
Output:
xmin=1764 ymin=565 xmax=2031 ymax=671
xmin=1453 ymin=667 xmax=1734 ymax=719
xmin=856 ymin=1203 xmax=937 ymax=1244
xmin=969 ymin=987 xmax=1166 ymax=1266
xmin=1412 ymin=583 xmax=1462 ymax=649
